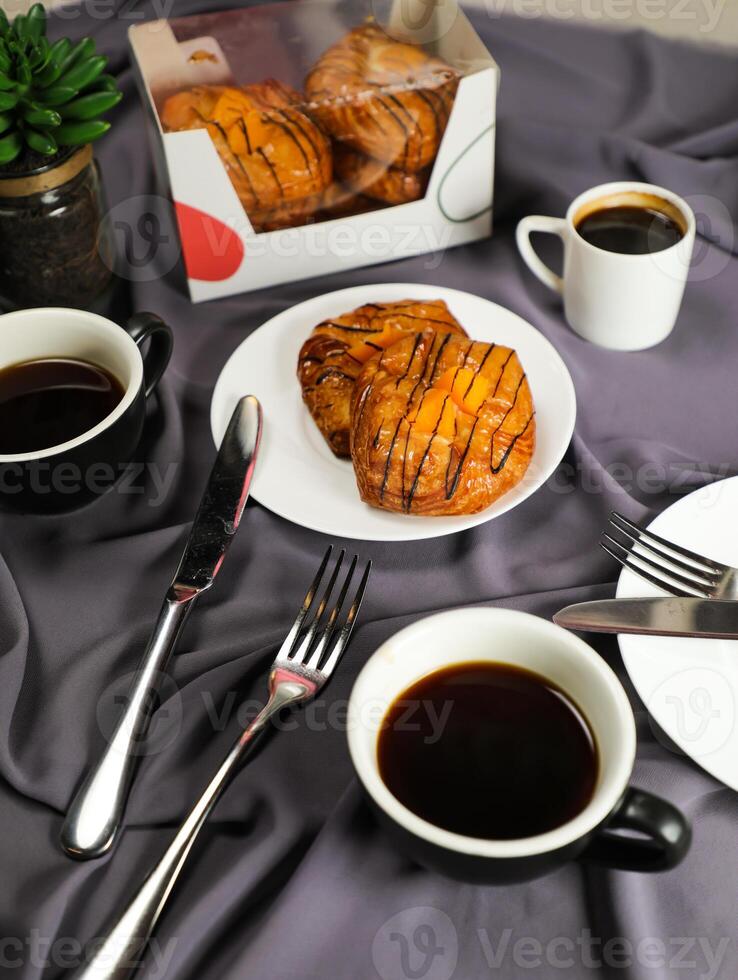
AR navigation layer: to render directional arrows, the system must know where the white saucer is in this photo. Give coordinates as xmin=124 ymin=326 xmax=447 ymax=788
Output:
xmin=616 ymin=477 xmax=738 ymax=790
xmin=211 ymin=283 xmax=576 ymax=542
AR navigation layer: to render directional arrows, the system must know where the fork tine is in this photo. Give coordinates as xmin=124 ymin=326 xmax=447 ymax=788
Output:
xmin=610 ymin=512 xmax=727 ymax=575
xmin=608 ymin=517 xmax=721 ymax=588
xmin=275 ymin=546 xmax=332 ymax=661
xmin=305 ymin=554 xmax=358 ymax=670
xmin=319 ymin=559 xmax=371 ymax=677
xmin=290 ymin=550 xmax=346 ymax=665
xmin=601 ymin=536 xmax=707 ymax=598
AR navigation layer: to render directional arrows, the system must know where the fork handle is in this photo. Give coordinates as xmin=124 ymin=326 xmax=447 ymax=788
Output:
xmin=72 ymin=676 xmax=311 ymax=980
xmin=60 ymin=596 xmax=196 ymax=860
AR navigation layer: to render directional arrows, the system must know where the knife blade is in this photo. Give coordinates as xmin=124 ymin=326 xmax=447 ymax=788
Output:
xmin=170 ymin=393 xmax=262 ymax=599
xmin=60 ymin=395 xmax=263 ymax=859
xmin=554 ymin=597 xmax=738 ymax=639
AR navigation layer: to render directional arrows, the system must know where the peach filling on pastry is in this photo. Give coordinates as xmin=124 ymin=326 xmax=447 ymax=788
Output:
xmin=435 ymin=367 xmax=492 ymax=416
xmin=346 ymin=327 xmax=407 ymax=364
xmin=407 ymin=367 xmax=492 ymax=439
xmin=407 ymin=388 xmax=459 ymax=439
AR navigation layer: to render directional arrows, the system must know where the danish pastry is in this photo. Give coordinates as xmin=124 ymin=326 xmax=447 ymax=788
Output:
xmin=305 ymin=24 xmax=458 ymax=173
xmin=334 ymin=147 xmax=428 ymax=205
xmin=351 ymin=330 xmax=535 ymax=515
xmin=317 ymin=182 xmax=377 ymax=221
xmin=298 ymin=299 xmax=467 ymax=458
xmin=161 ymin=81 xmax=331 ymax=231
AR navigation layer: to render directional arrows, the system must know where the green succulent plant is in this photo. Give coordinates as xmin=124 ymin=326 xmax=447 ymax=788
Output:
xmin=0 ymin=3 xmax=122 ymax=165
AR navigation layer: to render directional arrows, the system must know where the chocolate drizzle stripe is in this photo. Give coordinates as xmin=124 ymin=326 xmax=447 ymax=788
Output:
xmin=492 ymin=350 xmax=515 ymax=398
xmin=399 ymin=423 xmax=413 ymax=507
xmin=490 ymin=372 xmax=526 ymax=440
xmin=491 ymin=412 xmax=535 ymax=475
xmin=238 ymin=118 xmax=253 ymax=155
xmin=317 ymin=321 xmax=384 ymax=333
xmin=465 ymin=343 xmax=495 ymax=398
xmin=380 ymin=417 xmax=404 ymax=501
xmin=394 ymin=332 xmax=424 ymax=389
xmin=405 ymin=340 xmax=436 ymax=411
xmin=270 ymin=117 xmax=312 ymax=174
xmin=369 ymin=311 xmax=458 ymax=329
xmin=387 ymin=92 xmax=419 ymax=168
xmin=257 ymin=147 xmax=283 ymax=197
xmin=416 ymin=89 xmax=440 ymax=140
xmin=278 ymin=109 xmax=322 ymax=169
xmin=366 ymin=100 xmax=389 ymax=136
xmin=206 ymin=118 xmax=259 ymax=206
xmin=428 ymin=332 xmax=452 ymax=384
xmin=445 ymin=416 xmax=480 ymax=499
xmin=312 ymin=368 xmax=356 ymax=385
xmin=461 ymin=340 xmax=478 ymax=368
xmin=374 ymin=95 xmax=411 ymax=167
xmin=406 ymin=394 xmax=452 ymax=511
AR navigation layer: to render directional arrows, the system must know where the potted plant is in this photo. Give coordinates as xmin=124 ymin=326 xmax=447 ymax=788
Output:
xmin=0 ymin=3 xmax=122 ymax=309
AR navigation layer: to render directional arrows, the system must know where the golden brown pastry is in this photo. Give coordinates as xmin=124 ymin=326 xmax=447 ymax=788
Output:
xmin=334 ymin=147 xmax=428 ymax=205
xmin=317 ymin=182 xmax=377 ymax=221
xmin=298 ymin=300 xmax=467 ymax=458
xmin=161 ymin=81 xmax=332 ymax=231
xmin=305 ymin=24 xmax=458 ymax=173
xmin=351 ymin=330 xmax=535 ymax=515
xmin=248 ymin=194 xmax=323 ymax=232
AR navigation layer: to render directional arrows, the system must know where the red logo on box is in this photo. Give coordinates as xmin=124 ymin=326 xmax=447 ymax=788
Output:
xmin=174 ymin=202 xmax=244 ymax=281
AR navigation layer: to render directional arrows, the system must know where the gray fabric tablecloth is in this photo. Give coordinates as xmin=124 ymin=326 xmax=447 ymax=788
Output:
xmin=1 ymin=3 xmax=737 ymax=978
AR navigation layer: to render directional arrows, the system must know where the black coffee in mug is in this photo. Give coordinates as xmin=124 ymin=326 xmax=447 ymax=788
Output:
xmin=0 ymin=358 xmax=125 ymax=454
xmin=575 ymin=203 xmax=683 ymax=255
xmin=378 ymin=661 xmax=598 ymax=839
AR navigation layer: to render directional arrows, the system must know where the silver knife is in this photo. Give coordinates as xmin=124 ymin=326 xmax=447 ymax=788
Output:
xmin=554 ymin=597 xmax=738 ymax=639
xmin=60 ymin=395 xmax=263 ymax=860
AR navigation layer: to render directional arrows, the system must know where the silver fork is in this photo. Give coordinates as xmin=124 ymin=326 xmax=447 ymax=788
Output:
xmin=601 ymin=511 xmax=738 ymax=599
xmin=75 ymin=546 xmax=371 ymax=980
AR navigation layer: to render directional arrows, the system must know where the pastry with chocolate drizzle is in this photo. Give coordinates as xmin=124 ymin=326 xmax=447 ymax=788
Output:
xmin=333 ymin=146 xmax=429 ymax=205
xmin=161 ymin=81 xmax=332 ymax=232
xmin=305 ymin=24 xmax=459 ymax=174
xmin=298 ymin=300 xmax=467 ymax=458
xmin=351 ymin=329 xmax=535 ymax=515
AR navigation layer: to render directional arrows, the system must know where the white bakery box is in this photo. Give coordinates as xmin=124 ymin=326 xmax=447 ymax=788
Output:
xmin=128 ymin=0 xmax=498 ymax=303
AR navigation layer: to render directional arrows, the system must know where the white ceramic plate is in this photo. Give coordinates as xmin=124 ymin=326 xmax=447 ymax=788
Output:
xmin=617 ymin=477 xmax=738 ymax=790
xmin=210 ymin=283 xmax=576 ymax=541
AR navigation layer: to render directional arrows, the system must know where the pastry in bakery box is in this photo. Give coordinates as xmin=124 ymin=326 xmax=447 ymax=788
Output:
xmin=129 ymin=1 xmax=499 ymax=301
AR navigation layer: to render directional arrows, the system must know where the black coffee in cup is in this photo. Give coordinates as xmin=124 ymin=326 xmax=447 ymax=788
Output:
xmin=574 ymin=192 xmax=685 ymax=255
xmin=0 ymin=358 xmax=125 ymax=454
xmin=0 ymin=309 xmax=173 ymax=514
xmin=576 ymin=206 xmax=683 ymax=255
xmin=377 ymin=661 xmax=598 ymax=840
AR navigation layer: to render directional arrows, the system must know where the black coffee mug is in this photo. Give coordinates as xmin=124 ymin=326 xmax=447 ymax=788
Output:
xmin=348 ymin=609 xmax=692 ymax=884
xmin=0 ymin=307 xmax=173 ymax=514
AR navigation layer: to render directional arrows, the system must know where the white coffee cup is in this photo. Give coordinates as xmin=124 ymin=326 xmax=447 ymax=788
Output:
xmin=516 ymin=181 xmax=695 ymax=351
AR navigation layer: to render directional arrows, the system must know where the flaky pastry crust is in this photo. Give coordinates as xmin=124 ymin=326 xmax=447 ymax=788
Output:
xmin=298 ymin=300 xmax=467 ymax=458
xmin=351 ymin=330 xmax=535 ymax=515
xmin=305 ymin=24 xmax=458 ymax=172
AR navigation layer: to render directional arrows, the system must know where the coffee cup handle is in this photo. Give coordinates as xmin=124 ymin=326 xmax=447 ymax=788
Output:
xmin=583 ymin=786 xmax=691 ymax=872
xmin=125 ymin=313 xmax=174 ymax=399
xmin=515 ymin=216 xmax=566 ymax=294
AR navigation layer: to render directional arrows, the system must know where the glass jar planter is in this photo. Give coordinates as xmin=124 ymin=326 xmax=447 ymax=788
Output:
xmin=0 ymin=145 xmax=114 ymax=310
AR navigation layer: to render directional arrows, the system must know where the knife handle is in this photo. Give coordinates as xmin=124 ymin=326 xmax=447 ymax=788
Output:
xmin=59 ymin=596 xmax=195 ymax=860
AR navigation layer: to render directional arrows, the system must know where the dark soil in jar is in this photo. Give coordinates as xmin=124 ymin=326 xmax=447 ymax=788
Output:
xmin=0 ymin=145 xmax=72 ymax=176
xmin=0 ymin=150 xmax=114 ymax=310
